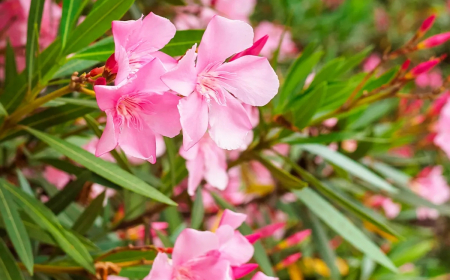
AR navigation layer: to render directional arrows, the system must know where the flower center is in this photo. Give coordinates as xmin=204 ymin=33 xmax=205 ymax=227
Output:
xmin=173 ymin=267 xmax=201 ymax=280
xmin=196 ymin=63 xmax=235 ymax=105
xmin=115 ymin=94 xmax=152 ymax=130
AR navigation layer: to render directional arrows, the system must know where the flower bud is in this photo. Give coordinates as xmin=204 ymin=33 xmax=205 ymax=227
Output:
xmin=232 ymin=263 xmax=258 ymax=279
xmin=95 ymin=77 xmax=107 ymax=86
xmin=274 ymin=229 xmax=311 ymax=251
xmin=88 ymin=67 xmax=104 ymax=78
xmin=245 ymin=232 xmax=262 ymax=244
xmin=404 ymin=56 xmax=445 ymax=79
xmin=275 ymin=253 xmax=302 ymax=270
xmin=401 ymin=59 xmax=411 ymax=71
xmin=419 ymin=14 xmax=436 ymax=35
xmin=417 ymin=32 xmax=450 ymax=49
xmin=105 ymin=53 xmax=118 ymax=75
xmin=230 ymin=35 xmax=269 ymax=61
xmin=255 ymin=222 xmax=285 ymax=238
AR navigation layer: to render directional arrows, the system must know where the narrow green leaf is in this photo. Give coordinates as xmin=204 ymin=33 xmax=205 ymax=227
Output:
xmin=53 ymin=59 xmax=100 ymax=79
xmin=55 ymin=97 xmax=99 ymax=108
xmin=72 ymin=192 xmax=105 ymax=235
xmin=0 ymin=217 xmax=55 ymax=246
xmin=161 ymin=30 xmax=204 ymax=57
xmin=0 ymin=184 xmax=33 ymax=274
xmin=290 ymin=82 xmax=326 ymax=129
xmin=5 ymin=40 xmax=17 ymax=87
xmin=25 ymin=127 xmax=176 ymax=205
xmin=163 ymin=137 xmax=177 ymax=193
xmin=123 ymin=191 xmax=146 ymax=222
xmin=26 ymin=0 xmax=45 ymax=85
xmin=281 ymin=131 xmax=361 ymax=145
xmin=300 ymin=144 xmax=398 ymax=193
xmin=64 ymin=0 xmax=135 ymax=54
xmin=70 ymin=37 xmax=114 ymax=61
xmin=309 ymin=57 xmax=345 ymax=88
xmin=0 ymin=239 xmax=24 ymax=280
xmin=163 ymin=0 xmax=187 ymax=5
xmin=16 ymin=170 xmax=33 ymax=196
xmin=191 ymin=187 xmax=204 ymax=229
xmin=294 ymin=188 xmax=397 ymax=272
xmin=45 ymin=171 xmax=90 ymax=215
xmin=1 ymin=180 xmax=95 ymax=273
xmin=164 ymin=207 xmax=184 ymax=234
xmin=338 ymin=46 xmax=373 ymax=74
xmin=59 ymin=0 xmax=89 ymax=50
xmin=119 ymin=265 xmax=153 ymax=278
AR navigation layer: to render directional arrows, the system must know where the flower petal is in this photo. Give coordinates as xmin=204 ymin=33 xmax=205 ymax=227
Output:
xmin=186 ymin=150 xmax=205 ymax=196
xmin=252 ymin=272 xmax=279 ymax=280
xmin=179 ymin=93 xmax=209 ymax=150
xmin=144 ymin=253 xmax=173 ymax=280
xmin=94 ymin=83 xmax=122 ymax=111
xmin=217 ymin=225 xmax=254 ymax=266
xmin=218 ymin=55 xmax=279 ymax=106
xmin=161 ymin=45 xmax=198 ymax=96
xmin=203 ymin=142 xmax=228 ymax=191
xmin=152 ymin=51 xmax=178 ymax=70
xmin=144 ymin=92 xmax=181 ymax=137
xmin=197 ymin=16 xmax=253 ymax=71
xmin=232 ymin=264 xmax=258 ymax=279
xmin=219 ymin=209 xmax=247 ymax=229
xmin=131 ymin=58 xmax=171 ymax=94
xmin=95 ymin=110 xmax=119 ymax=157
xmin=118 ymin=123 xmax=157 ymax=164
xmin=172 ymin=228 xmax=219 ymax=266
xmin=208 ymin=95 xmax=252 ymax=150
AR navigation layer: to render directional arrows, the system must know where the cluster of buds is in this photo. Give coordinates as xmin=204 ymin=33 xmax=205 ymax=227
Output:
xmin=85 ymin=54 xmax=118 ymax=86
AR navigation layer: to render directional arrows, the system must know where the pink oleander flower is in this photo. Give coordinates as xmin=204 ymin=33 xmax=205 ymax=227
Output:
xmin=367 ymin=195 xmax=401 ymax=219
xmin=180 ymin=134 xmax=228 ymax=196
xmin=112 ymin=13 xmax=177 ymax=84
xmin=417 ymin=32 xmax=450 ymax=49
xmin=107 ymin=276 xmax=129 ymax=280
xmin=251 ymin=272 xmax=278 ymax=280
xmin=363 ymin=54 xmax=381 ymax=72
xmin=410 ymin=166 xmax=450 ymax=220
xmin=415 ymin=71 xmax=443 ymax=89
xmin=428 ymin=91 xmax=450 ymax=116
xmin=43 ymin=166 xmax=72 ymax=189
xmin=434 ymin=99 xmax=450 ymax=158
xmin=389 ymin=145 xmax=414 ymax=158
xmin=374 ymin=8 xmax=389 ymax=32
xmin=94 ymin=58 xmax=181 ymax=163
xmin=254 ymin=21 xmax=298 ymax=60
xmin=162 ymin=16 xmax=279 ymax=150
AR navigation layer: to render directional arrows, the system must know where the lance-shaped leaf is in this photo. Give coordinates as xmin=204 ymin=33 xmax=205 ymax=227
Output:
xmin=5 ymin=40 xmax=17 ymax=88
xmin=0 ymin=183 xmax=33 ymax=274
xmin=300 ymin=144 xmax=398 ymax=193
xmin=72 ymin=192 xmax=105 ymax=235
xmin=0 ymin=239 xmax=24 ymax=280
xmin=294 ymin=188 xmax=397 ymax=272
xmin=190 ymin=188 xmax=205 ymax=229
xmin=26 ymin=0 xmax=45 ymax=85
xmin=59 ymin=0 xmax=89 ymax=50
xmin=24 ymin=127 xmax=176 ymax=205
xmin=1 ymin=180 xmax=95 ymax=273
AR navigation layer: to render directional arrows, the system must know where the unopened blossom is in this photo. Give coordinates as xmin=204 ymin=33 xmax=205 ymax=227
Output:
xmin=94 ymin=58 xmax=181 ymax=163
xmin=112 ymin=13 xmax=177 ymax=84
xmin=363 ymin=54 xmax=381 ymax=72
xmin=275 ymin=253 xmax=302 ymax=270
xmin=417 ymin=32 xmax=450 ymax=49
xmin=254 ymin=21 xmax=298 ymax=59
xmin=428 ymin=91 xmax=450 ymax=116
xmin=410 ymin=166 xmax=450 ymax=220
xmin=274 ymin=229 xmax=312 ymax=251
xmin=162 ymin=16 xmax=279 ymax=150
xmin=180 ymin=134 xmax=228 ymax=196
xmin=434 ymin=99 xmax=450 ymax=158
xmin=419 ymin=15 xmax=436 ymax=35
xmin=405 ymin=57 xmax=444 ymax=79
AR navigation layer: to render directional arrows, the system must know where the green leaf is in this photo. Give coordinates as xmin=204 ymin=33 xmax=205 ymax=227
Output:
xmin=119 ymin=265 xmax=153 ymax=278
xmin=0 ymin=239 xmax=25 ymax=280
xmin=281 ymin=131 xmax=361 ymax=145
xmin=123 ymin=191 xmax=146 ymax=221
xmin=347 ymin=99 xmax=398 ymax=130
xmin=163 ymin=0 xmax=187 ymax=5
xmin=1 ymin=180 xmax=95 ymax=273
xmin=161 ymin=30 xmax=204 ymax=57
xmin=72 ymin=192 xmax=105 ymax=235
xmin=70 ymin=37 xmax=114 ymax=61
xmin=53 ymin=59 xmax=100 ymax=79
xmin=5 ymin=40 xmax=17 ymax=87
xmin=338 ymin=46 xmax=373 ymax=74
xmin=294 ymin=188 xmax=397 ymax=272
xmin=191 ymin=187 xmax=204 ymax=229
xmin=277 ymin=51 xmax=323 ymax=112
xmin=392 ymin=188 xmax=450 ymax=216
xmin=64 ymin=0 xmax=135 ymax=55
xmin=54 ymin=97 xmax=99 ymax=109
xmin=45 ymin=171 xmax=91 ymax=215
xmin=26 ymin=0 xmax=45 ymax=85
xmin=309 ymin=57 xmax=345 ymax=88
xmin=16 ymin=169 xmax=33 ymax=196
xmin=0 ymin=217 xmax=55 ymax=246
xmin=59 ymin=0 xmax=89 ymax=50
xmin=240 ymin=223 xmax=275 ymax=276
xmin=0 ymin=183 xmax=33 ymax=274
xmin=300 ymin=144 xmax=398 ymax=193
xmin=25 ymin=127 xmax=176 ymax=205
xmin=254 ymin=153 xmax=307 ymax=190
xmin=290 ymin=82 xmax=326 ymax=129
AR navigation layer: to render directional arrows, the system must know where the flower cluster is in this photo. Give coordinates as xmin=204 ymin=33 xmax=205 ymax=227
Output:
xmin=94 ymin=13 xmax=279 ymax=166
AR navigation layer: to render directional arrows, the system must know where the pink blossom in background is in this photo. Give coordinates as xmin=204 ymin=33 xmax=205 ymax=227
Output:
xmin=323 ymin=117 xmax=338 ymax=128
xmin=94 ymin=58 xmax=181 ymax=163
xmin=410 ymin=166 xmax=450 ymax=220
xmin=415 ymin=71 xmax=443 ymax=89
xmin=367 ymin=195 xmax=401 ymax=219
xmin=389 ymin=146 xmax=414 ymax=158
xmin=428 ymin=91 xmax=450 ymax=116
xmin=363 ymin=54 xmax=381 ymax=72
xmin=254 ymin=21 xmax=298 ymax=60
xmin=180 ymin=134 xmax=228 ymax=196
xmin=342 ymin=139 xmax=358 ymax=153
xmin=112 ymin=13 xmax=177 ymax=84
xmin=162 ymin=16 xmax=279 ymax=150
xmin=107 ymin=276 xmax=129 ymax=280
xmin=374 ymin=8 xmax=389 ymax=32
xmin=252 ymin=272 xmax=279 ymax=280
xmin=43 ymin=166 xmax=72 ymax=189
xmin=434 ymin=99 xmax=450 ymax=158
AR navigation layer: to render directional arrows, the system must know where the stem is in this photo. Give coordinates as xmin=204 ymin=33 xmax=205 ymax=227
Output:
xmin=79 ymin=87 xmax=96 ymax=97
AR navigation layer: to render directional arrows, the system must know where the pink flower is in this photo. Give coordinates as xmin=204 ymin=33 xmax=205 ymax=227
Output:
xmin=112 ymin=13 xmax=177 ymax=84
xmin=254 ymin=21 xmax=298 ymax=60
xmin=367 ymin=195 xmax=401 ymax=219
xmin=251 ymin=272 xmax=278 ymax=280
xmin=410 ymin=166 xmax=450 ymax=220
xmin=107 ymin=276 xmax=129 ymax=280
xmin=434 ymin=99 xmax=450 ymax=158
xmin=415 ymin=71 xmax=443 ymax=89
xmin=363 ymin=54 xmax=381 ymax=72
xmin=43 ymin=166 xmax=72 ymax=189
xmin=429 ymin=91 xmax=450 ymax=116
xmin=374 ymin=8 xmax=389 ymax=32
xmin=180 ymin=134 xmax=228 ymax=196
xmin=162 ymin=16 xmax=279 ymax=150
xmin=94 ymin=58 xmax=181 ymax=163
xmin=212 ymin=0 xmax=256 ymax=22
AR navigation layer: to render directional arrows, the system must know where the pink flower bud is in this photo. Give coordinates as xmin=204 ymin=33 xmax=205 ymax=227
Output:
xmin=245 ymin=232 xmax=262 ymax=244
xmin=405 ymin=57 xmax=444 ymax=79
xmin=94 ymin=77 xmax=106 ymax=86
xmin=255 ymin=222 xmax=285 ymax=238
xmin=105 ymin=53 xmax=118 ymax=75
xmin=232 ymin=263 xmax=258 ymax=278
xmin=230 ymin=35 xmax=269 ymax=61
xmin=401 ymin=59 xmax=411 ymax=71
xmin=275 ymin=229 xmax=311 ymax=250
xmin=419 ymin=14 xmax=436 ymax=34
xmin=418 ymin=32 xmax=450 ymax=49
xmin=275 ymin=253 xmax=302 ymax=270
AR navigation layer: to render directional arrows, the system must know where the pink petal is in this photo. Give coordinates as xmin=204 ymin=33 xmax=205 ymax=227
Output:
xmin=130 ymin=58 xmax=170 ymax=94
xmin=161 ymin=45 xmax=198 ymax=96
xmin=197 ymin=16 xmax=254 ymax=71
xmin=144 ymin=92 xmax=181 ymax=137
xmin=179 ymin=93 xmax=209 ymax=150
xmin=172 ymin=228 xmax=219 ymax=266
xmin=190 ymin=259 xmax=233 ymax=280
xmin=114 ymin=45 xmax=132 ymax=85
xmin=186 ymin=150 xmax=205 ymax=196
xmin=232 ymin=263 xmax=258 ymax=279
xmin=94 ymin=84 xmax=123 ymax=111
xmin=203 ymin=142 xmax=228 ymax=191
xmin=218 ymin=56 xmax=279 ymax=106
xmin=252 ymin=272 xmax=279 ymax=280
xmin=208 ymin=95 xmax=252 ymax=150
xmin=152 ymin=51 xmax=178 ymax=70
xmin=230 ymin=35 xmax=269 ymax=61
xmin=216 ymin=226 xmax=254 ymax=266
xmin=219 ymin=209 xmax=247 ymax=229
xmin=112 ymin=18 xmax=143 ymax=53
xmin=144 ymin=253 xmax=173 ymax=280
xmin=96 ymin=110 xmax=119 ymax=157
xmin=118 ymin=123 xmax=157 ymax=164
